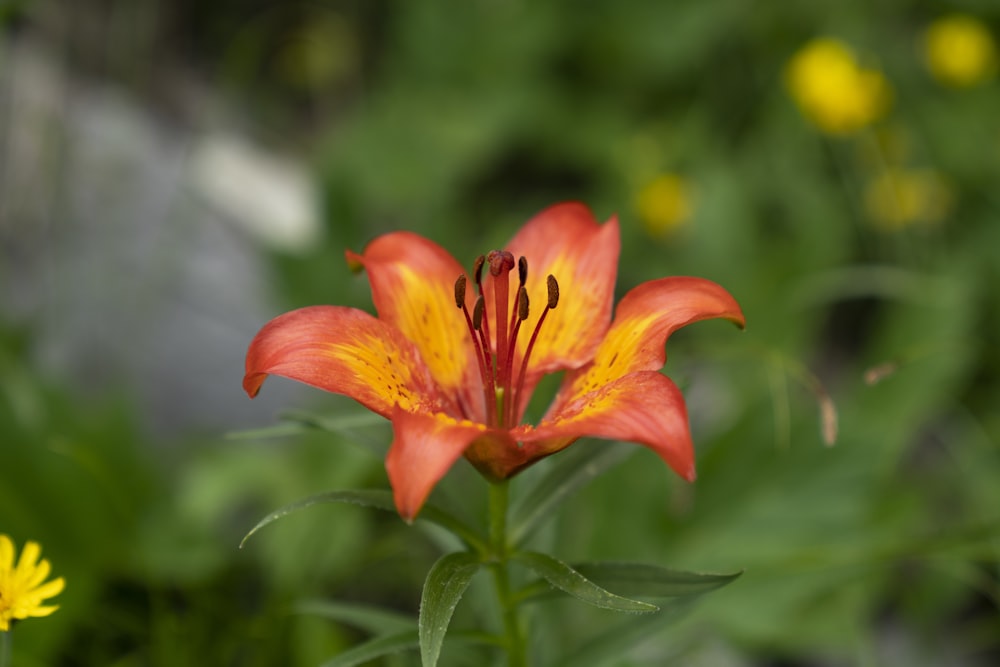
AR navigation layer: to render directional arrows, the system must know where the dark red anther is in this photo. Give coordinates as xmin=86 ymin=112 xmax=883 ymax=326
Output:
xmin=517 ymin=287 xmax=529 ymax=321
xmin=472 ymin=295 xmax=485 ymax=330
xmin=546 ymin=275 xmax=559 ymax=308
xmin=473 ymin=255 xmax=485 ymax=287
xmin=454 ymin=275 xmax=467 ymax=308
xmin=511 ymin=273 xmax=561 ymax=427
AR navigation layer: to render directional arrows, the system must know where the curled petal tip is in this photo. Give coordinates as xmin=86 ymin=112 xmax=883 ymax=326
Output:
xmin=730 ymin=309 xmax=747 ymax=331
xmin=242 ymin=373 xmax=265 ymax=398
xmin=344 ymin=249 xmax=365 ymax=274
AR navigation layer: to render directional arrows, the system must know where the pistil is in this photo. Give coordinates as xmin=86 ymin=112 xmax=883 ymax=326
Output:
xmin=455 ymin=253 xmax=560 ymax=429
xmin=488 ymin=251 xmax=515 ymax=393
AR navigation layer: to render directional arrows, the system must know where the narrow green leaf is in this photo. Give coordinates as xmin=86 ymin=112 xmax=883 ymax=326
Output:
xmin=512 ymin=551 xmax=658 ymax=614
xmin=239 ymin=489 xmax=485 ymax=552
xmin=225 ymin=409 xmax=388 ymax=442
xmin=576 ymin=562 xmax=741 ymax=597
xmin=552 ymin=599 xmax=697 ymax=667
xmin=224 ymin=423 xmax=312 ymax=440
xmin=292 ymin=599 xmax=415 ymax=635
xmin=319 ymin=630 xmax=418 ymax=667
xmin=419 ymin=551 xmax=483 ymax=667
xmin=280 ymin=409 xmax=391 ymax=446
xmin=518 ymin=561 xmax=742 ymax=603
xmin=510 ymin=442 xmax=633 ymax=546
xmin=318 ymin=629 xmax=500 ymax=667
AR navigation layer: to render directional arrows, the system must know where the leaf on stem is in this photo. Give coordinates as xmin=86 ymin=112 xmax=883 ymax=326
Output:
xmin=419 ymin=551 xmax=483 ymax=667
xmin=512 ymin=551 xmax=658 ymax=613
xmin=316 ymin=628 xmax=500 ymax=667
xmin=225 ymin=409 xmax=388 ymax=443
xmin=239 ymin=489 xmax=485 ymax=553
xmin=292 ymin=599 xmax=415 ymax=635
xmin=319 ymin=630 xmax=419 ymax=667
xmin=518 ymin=561 xmax=742 ymax=603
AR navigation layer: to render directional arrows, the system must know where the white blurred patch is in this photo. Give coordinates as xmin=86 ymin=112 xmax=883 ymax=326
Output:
xmin=0 ymin=34 xmax=309 ymax=438
xmin=188 ymin=133 xmax=322 ymax=253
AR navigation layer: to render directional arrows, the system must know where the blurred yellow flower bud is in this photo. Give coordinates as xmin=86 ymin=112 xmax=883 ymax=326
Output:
xmin=785 ymin=38 xmax=892 ymax=136
xmin=864 ymin=168 xmax=952 ymax=230
xmin=635 ymin=173 xmax=694 ymax=238
xmin=924 ymin=14 xmax=997 ymax=87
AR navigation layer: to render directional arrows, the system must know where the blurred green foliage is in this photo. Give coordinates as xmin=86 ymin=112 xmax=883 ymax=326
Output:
xmin=3 ymin=0 xmax=1000 ymax=665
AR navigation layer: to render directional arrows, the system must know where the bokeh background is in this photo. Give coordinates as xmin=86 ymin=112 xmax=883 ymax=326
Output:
xmin=2 ymin=0 xmax=999 ymax=665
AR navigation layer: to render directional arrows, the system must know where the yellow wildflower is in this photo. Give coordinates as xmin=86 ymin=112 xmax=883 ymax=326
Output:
xmin=635 ymin=173 xmax=694 ymax=238
xmin=0 ymin=535 xmax=65 ymax=631
xmin=924 ymin=14 xmax=997 ymax=87
xmin=785 ymin=38 xmax=892 ymax=136
xmin=864 ymin=168 xmax=952 ymax=230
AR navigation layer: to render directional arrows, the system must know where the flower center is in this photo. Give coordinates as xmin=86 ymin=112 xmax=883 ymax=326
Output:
xmin=454 ymin=251 xmax=559 ymax=428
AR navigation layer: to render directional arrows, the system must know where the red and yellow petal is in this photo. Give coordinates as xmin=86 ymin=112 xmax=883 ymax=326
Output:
xmin=526 ymin=371 xmax=697 ymax=482
xmin=385 ymin=408 xmax=498 ymax=521
xmin=496 ymin=202 xmax=621 ymax=374
xmin=243 ymin=305 xmax=446 ymax=418
xmin=346 ymin=232 xmax=484 ymax=421
xmin=554 ymin=276 xmax=744 ymax=408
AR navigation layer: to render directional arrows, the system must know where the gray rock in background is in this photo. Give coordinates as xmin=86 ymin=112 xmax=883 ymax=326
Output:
xmin=1 ymin=35 xmax=322 ymax=438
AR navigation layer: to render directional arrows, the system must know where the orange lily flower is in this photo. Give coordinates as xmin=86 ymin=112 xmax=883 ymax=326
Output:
xmin=244 ymin=203 xmax=745 ymax=520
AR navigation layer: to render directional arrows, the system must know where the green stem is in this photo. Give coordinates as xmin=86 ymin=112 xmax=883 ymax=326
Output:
xmin=1 ymin=630 xmax=11 ymax=667
xmin=488 ymin=481 xmax=527 ymax=667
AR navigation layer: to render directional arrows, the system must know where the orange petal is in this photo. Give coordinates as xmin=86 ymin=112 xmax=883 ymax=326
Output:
xmin=496 ymin=202 xmax=620 ymax=374
xmin=346 ymin=232 xmax=485 ymax=422
xmin=243 ymin=305 xmax=447 ymax=418
xmin=553 ymin=276 xmax=744 ymax=410
xmin=385 ymin=409 xmax=498 ymax=520
xmin=526 ymin=371 xmax=697 ymax=482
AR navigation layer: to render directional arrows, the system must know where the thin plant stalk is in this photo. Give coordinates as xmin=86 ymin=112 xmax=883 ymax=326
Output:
xmin=488 ymin=481 xmax=527 ymax=667
xmin=1 ymin=630 xmax=10 ymax=667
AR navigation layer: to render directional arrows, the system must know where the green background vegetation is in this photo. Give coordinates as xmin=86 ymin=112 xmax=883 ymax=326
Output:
xmin=2 ymin=0 xmax=998 ymax=664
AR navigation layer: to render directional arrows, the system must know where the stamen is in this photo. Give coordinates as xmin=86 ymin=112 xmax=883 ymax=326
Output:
xmin=473 ymin=255 xmax=490 ymax=351
xmin=455 ymin=290 xmax=496 ymax=424
xmin=473 ymin=255 xmax=485 ymax=288
xmin=504 ymin=286 xmax=530 ymax=426
xmin=508 ymin=256 xmax=528 ymax=341
xmin=454 ymin=275 xmax=467 ymax=308
xmin=473 ymin=295 xmax=485 ymax=331
xmin=517 ymin=286 xmax=530 ymax=321
xmin=456 ymin=278 xmax=495 ymax=427
xmin=471 ymin=293 xmax=496 ymax=423
xmin=512 ymin=274 xmax=560 ymax=424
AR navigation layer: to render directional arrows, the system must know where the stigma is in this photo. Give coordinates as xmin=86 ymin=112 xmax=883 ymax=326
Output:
xmin=454 ymin=252 xmax=559 ymax=428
